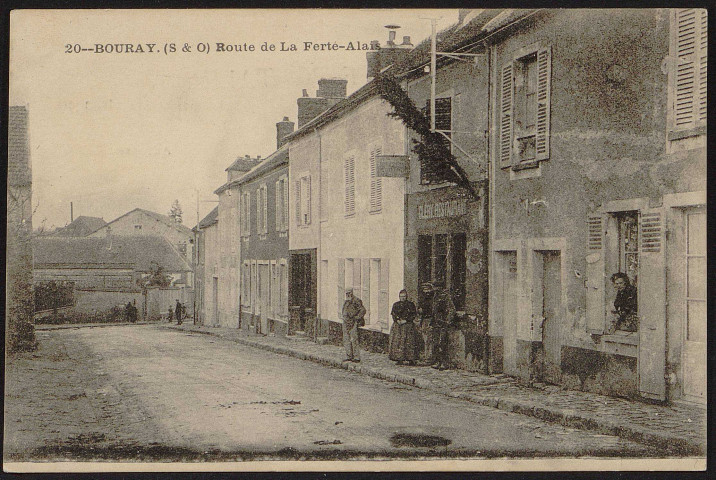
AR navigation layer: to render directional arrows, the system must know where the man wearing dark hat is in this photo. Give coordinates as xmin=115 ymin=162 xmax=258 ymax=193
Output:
xmin=418 ymin=282 xmax=436 ymax=361
xmin=342 ymin=287 xmax=366 ymax=363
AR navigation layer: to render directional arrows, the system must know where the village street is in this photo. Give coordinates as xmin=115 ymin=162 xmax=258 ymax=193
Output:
xmin=4 ymin=324 xmax=665 ymax=462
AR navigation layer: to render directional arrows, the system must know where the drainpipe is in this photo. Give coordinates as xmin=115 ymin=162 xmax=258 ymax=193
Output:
xmin=316 ymin=127 xmax=322 ymax=341
xmin=487 ymin=40 xmax=497 ymax=373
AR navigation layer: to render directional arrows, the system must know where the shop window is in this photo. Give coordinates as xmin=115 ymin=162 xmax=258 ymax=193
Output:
xmin=616 ymin=212 xmax=639 ymax=288
xmin=417 ymin=233 xmax=467 ymax=310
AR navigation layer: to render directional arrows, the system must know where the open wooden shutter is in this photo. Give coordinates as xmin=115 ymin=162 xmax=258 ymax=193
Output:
xmin=535 ymin=46 xmax=552 ymax=161
xmin=294 ymin=180 xmax=301 ymax=225
xmin=379 ymin=259 xmax=390 ymax=328
xmin=585 ymin=214 xmax=605 ymax=334
xmin=361 ymin=259 xmax=370 ymax=322
xmin=344 ymin=156 xmax=355 ymax=215
xmin=337 ymin=258 xmax=344 ymax=319
xmin=674 ymin=9 xmax=707 ymax=129
xmin=369 ymin=147 xmax=382 ymax=212
xmin=638 ymin=208 xmax=666 ymax=400
xmin=283 ymin=178 xmax=289 ymax=230
xmin=499 ymin=63 xmax=513 ymax=168
xmin=275 ymin=181 xmax=280 ymax=232
xmin=262 ymin=186 xmax=268 ymax=234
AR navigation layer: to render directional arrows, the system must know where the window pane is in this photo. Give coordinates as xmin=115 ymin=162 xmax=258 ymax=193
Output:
xmin=687 ymin=256 xmax=706 ymax=299
xmin=687 ymin=300 xmax=706 ymax=342
xmin=687 ymin=211 xmax=706 ymax=255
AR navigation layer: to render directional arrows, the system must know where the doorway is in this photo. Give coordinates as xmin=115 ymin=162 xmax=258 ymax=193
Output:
xmin=212 ymin=277 xmax=218 ymax=326
xmin=259 ymin=263 xmax=270 ymax=335
xmin=289 ymin=250 xmax=316 ymax=332
xmin=497 ymin=251 xmax=518 ymax=375
xmin=682 ymin=207 xmax=706 ymax=402
xmin=534 ymin=250 xmax=561 ymax=383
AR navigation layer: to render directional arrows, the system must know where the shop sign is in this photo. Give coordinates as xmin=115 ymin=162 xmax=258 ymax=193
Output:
xmin=417 ymin=198 xmax=467 ymax=220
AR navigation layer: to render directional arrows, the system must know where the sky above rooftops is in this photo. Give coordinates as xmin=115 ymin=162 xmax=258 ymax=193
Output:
xmin=10 ymin=9 xmax=458 ymax=230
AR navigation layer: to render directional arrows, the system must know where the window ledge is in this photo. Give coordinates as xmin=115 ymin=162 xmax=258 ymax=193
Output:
xmin=601 ymin=332 xmax=639 ymax=357
xmin=368 ymin=209 xmax=383 ymax=215
xmin=668 ymin=125 xmax=706 ymax=142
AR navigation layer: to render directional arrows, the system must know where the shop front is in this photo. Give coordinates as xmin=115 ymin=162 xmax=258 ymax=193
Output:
xmin=404 ymin=182 xmax=489 ymax=372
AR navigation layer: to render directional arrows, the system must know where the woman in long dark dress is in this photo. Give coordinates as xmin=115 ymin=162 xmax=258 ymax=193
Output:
xmin=389 ymin=289 xmax=422 ymax=365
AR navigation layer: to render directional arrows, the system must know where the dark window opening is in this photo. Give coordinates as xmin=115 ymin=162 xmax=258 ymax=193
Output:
xmin=417 ymin=232 xmax=467 ymax=311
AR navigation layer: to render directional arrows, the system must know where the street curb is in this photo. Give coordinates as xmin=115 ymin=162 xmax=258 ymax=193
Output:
xmin=36 ymin=322 xmax=154 ymax=331
xmin=163 ymin=324 xmax=703 ymax=456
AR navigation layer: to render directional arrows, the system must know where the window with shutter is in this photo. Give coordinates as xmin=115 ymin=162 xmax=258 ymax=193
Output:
xmin=275 ymin=180 xmax=281 ymax=232
xmin=586 ymin=214 xmax=605 ymax=334
xmin=369 ymin=146 xmax=383 ymax=212
xmin=344 ymin=156 xmax=355 ymax=216
xmin=294 ymin=179 xmax=301 ymax=225
xmin=672 ymin=9 xmax=707 ymax=133
xmin=421 ymin=98 xmax=452 ymax=184
xmin=535 ymin=46 xmax=552 ymax=161
xmin=499 ymin=63 xmax=513 ymax=168
xmin=282 ymin=177 xmax=289 ymax=231
xmin=300 ymin=176 xmax=311 ymax=225
xmin=255 ymin=188 xmax=261 ymax=234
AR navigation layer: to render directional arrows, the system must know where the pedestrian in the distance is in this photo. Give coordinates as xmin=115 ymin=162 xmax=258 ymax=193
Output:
xmin=175 ymin=299 xmax=183 ymax=325
xmin=431 ymin=285 xmax=455 ymax=371
xmin=341 ymin=288 xmax=366 ymax=363
xmin=168 ymin=306 xmax=174 ymax=322
xmin=125 ymin=302 xmax=133 ymax=323
xmin=389 ymin=289 xmax=421 ymax=366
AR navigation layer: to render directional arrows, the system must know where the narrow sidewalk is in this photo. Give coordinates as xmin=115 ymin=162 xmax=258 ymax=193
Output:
xmin=163 ymin=323 xmax=705 ymax=456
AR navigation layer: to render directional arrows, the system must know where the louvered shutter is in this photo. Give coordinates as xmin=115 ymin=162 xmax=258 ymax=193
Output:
xmin=344 ymin=156 xmax=355 ymax=216
xmin=500 ymin=63 xmax=514 ymax=168
xmin=275 ymin=180 xmax=280 ymax=232
xmin=283 ymin=178 xmax=289 ymax=231
xmin=337 ymin=258 xmax=345 ymax=319
xmin=535 ymin=46 xmax=552 ymax=161
xmin=361 ymin=259 xmax=370 ymax=322
xmin=262 ymin=186 xmax=268 ymax=234
xmin=294 ymin=180 xmax=301 ymax=225
xmin=585 ymin=214 xmax=605 ymax=334
xmin=379 ymin=259 xmax=390 ymax=329
xmin=638 ymin=208 xmax=666 ymax=400
xmin=369 ymin=147 xmax=382 ymax=212
xmin=303 ymin=176 xmax=311 ymax=225
xmin=674 ymin=9 xmax=707 ymax=129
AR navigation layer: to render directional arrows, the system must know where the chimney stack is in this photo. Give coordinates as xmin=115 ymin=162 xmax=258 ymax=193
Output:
xmin=276 ymin=116 xmax=295 ymax=148
xmin=297 ymin=78 xmax=348 ymax=127
xmin=366 ymin=25 xmax=413 ymax=81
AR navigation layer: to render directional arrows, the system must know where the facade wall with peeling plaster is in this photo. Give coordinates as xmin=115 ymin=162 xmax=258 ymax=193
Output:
xmin=487 ymin=9 xmax=706 ymax=402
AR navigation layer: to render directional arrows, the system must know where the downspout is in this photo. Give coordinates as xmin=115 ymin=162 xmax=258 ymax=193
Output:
xmin=316 ymin=127 xmax=322 ymax=341
xmin=487 ymin=40 xmax=498 ymax=372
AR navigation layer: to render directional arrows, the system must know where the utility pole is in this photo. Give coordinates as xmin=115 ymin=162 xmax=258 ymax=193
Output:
xmin=430 ymin=18 xmax=437 ymax=133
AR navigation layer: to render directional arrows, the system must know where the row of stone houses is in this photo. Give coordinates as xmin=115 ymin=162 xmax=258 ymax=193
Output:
xmin=195 ymin=9 xmax=706 ymax=405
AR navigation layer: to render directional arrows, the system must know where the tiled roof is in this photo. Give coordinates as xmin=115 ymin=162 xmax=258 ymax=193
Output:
xmin=33 ymin=235 xmax=192 ymax=272
xmin=9 ymin=106 xmax=31 ymax=187
xmin=215 ymin=145 xmax=288 ymax=194
xmin=226 ymin=156 xmax=262 ymax=172
xmin=95 ymin=208 xmax=194 ymax=237
xmin=197 ymin=206 xmax=219 ymax=229
xmin=50 ymin=216 xmax=107 ymax=237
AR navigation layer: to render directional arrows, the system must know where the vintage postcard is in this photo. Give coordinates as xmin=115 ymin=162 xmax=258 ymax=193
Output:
xmin=6 ymin=8 xmax=707 ymax=472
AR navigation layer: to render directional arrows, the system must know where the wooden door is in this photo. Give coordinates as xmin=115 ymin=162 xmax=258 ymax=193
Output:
xmin=682 ymin=207 xmax=706 ymax=401
xmin=500 ymin=252 xmax=518 ymax=375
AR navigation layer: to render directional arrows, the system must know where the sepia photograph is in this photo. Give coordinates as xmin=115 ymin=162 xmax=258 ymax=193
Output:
xmin=5 ymin=8 xmax=707 ymax=472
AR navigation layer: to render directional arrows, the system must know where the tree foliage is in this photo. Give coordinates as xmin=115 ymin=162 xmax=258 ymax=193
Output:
xmin=374 ymin=74 xmax=479 ymax=200
xmin=143 ymin=262 xmax=172 ymax=287
xmin=169 ymin=199 xmax=183 ymax=224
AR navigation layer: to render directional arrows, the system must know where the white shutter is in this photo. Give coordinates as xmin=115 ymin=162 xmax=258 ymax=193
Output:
xmin=337 ymin=258 xmax=345 ymax=319
xmin=674 ymin=9 xmax=707 ymax=129
xmin=294 ymin=179 xmax=301 ymax=225
xmin=535 ymin=46 xmax=551 ymax=161
xmin=303 ymin=176 xmax=311 ymax=225
xmin=283 ymin=177 xmax=289 ymax=230
xmin=586 ymin=214 xmax=605 ymax=334
xmin=275 ymin=180 xmax=280 ymax=232
xmin=500 ymin=63 xmax=513 ymax=168
xmin=369 ymin=147 xmax=383 ymax=212
xmin=361 ymin=258 xmax=370 ymax=322
xmin=379 ymin=258 xmax=390 ymax=328
xmin=344 ymin=156 xmax=355 ymax=216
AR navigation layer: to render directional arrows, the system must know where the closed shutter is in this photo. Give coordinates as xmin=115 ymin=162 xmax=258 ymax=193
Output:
xmin=586 ymin=214 xmax=605 ymax=334
xmin=344 ymin=156 xmax=355 ymax=216
xmin=638 ymin=208 xmax=666 ymax=400
xmin=337 ymin=258 xmax=345 ymax=319
xmin=283 ymin=177 xmax=289 ymax=230
xmin=535 ymin=46 xmax=552 ymax=161
xmin=303 ymin=176 xmax=311 ymax=225
xmin=369 ymin=147 xmax=382 ymax=212
xmin=255 ymin=188 xmax=261 ymax=233
xmin=294 ymin=179 xmax=301 ymax=225
xmin=361 ymin=259 xmax=370 ymax=322
xmin=499 ymin=63 xmax=513 ymax=168
xmin=379 ymin=259 xmax=390 ymax=328
xmin=674 ymin=9 xmax=707 ymax=129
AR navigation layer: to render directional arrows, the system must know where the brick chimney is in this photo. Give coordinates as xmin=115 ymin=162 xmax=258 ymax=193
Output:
xmin=297 ymin=78 xmax=348 ymax=128
xmin=366 ymin=26 xmax=413 ymax=81
xmin=276 ymin=116 xmax=295 ymax=148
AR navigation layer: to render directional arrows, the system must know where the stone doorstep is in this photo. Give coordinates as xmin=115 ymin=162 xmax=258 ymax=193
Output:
xmin=163 ymin=324 xmax=704 ymax=456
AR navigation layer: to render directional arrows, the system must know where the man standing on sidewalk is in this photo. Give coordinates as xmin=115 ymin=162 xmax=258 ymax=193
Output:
xmin=342 ymin=288 xmax=366 ymax=363
xmin=431 ymin=285 xmax=455 ymax=371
